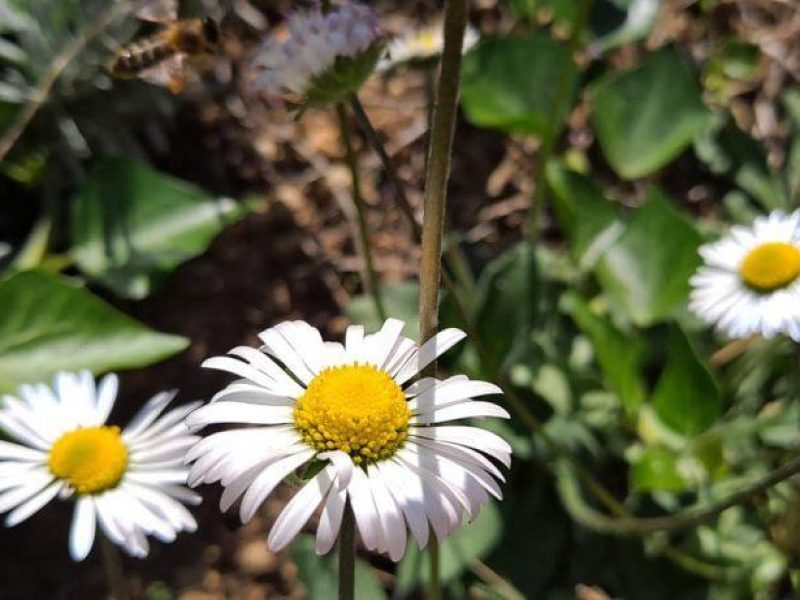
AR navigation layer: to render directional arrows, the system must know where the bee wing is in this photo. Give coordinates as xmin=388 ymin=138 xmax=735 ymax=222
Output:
xmin=133 ymin=0 xmax=177 ymax=23
xmin=140 ymin=53 xmax=188 ymax=94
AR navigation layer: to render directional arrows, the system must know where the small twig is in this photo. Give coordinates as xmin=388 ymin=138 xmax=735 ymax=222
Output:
xmin=469 ymin=559 xmax=527 ymax=600
xmin=0 ymin=1 xmax=129 ymax=164
xmin=709 ymin=334 xmax=761 ymax=368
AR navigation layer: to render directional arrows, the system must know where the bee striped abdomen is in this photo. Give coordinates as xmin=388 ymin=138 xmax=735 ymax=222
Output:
xmin=109 ymin=38 xmax=177 ymax=77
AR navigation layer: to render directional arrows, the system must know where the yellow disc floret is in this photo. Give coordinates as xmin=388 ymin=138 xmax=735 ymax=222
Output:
xmin=739 ymin=242 xmax=800 ymax=292
xmin=48 ymin=426 xmax=128 ymax=494
xmin=293 ymin=364 xmax=410 ymax=465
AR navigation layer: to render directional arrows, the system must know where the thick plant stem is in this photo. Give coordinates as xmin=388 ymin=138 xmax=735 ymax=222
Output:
xmin=338 ymin=503 xmax=356 ymax=600
xmin=418 ymin=0 xmax=468 ymax=346
xmin=336 ymin=103 xmax=386 ymax=321
xmin=100 ymin=534 xmax=130 ymax=600
xmin=417 ymin=1 xmax=468 ymax=599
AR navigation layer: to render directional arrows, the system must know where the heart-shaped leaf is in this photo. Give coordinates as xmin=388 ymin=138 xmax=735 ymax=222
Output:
xmin=595 ymin=187 xmax=702 ymax=326
xmin=0 ymin=270 xmax=188 ymax=392
xmin=461 ymin=34 xmax=578 ymax=139
xmin=591 ymin=49 xmax=713 ymax=179
xmin=71 ymin=156 xmax=253 ymax=300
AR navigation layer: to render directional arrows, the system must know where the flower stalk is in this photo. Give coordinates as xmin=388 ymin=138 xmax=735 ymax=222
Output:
xmin=100 ymin=533 xmax=130 ymax=600
xmin=336 ymin=102 xmax=387 ymax=320
xmin=417 ymin=0 xmax=469 ymax=598
xmin=338 ymin=502 xmax=356 ymax=600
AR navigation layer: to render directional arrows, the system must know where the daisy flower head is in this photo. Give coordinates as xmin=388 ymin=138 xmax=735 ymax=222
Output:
xmin=378 ymin=20 xmax=480 ymax=72
xmin=252 ymin=2 xmax=383 ymax=106
xmin=186 ymin=319 xmax=512 ymax=561
xmin=0 ymin=371 xmax=202 ymax=560
xmin=690 ymin=210 xmax=800 ymax=341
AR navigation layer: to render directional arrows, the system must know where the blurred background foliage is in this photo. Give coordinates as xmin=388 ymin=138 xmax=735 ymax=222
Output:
xmin=2 ymin=0 xmax=800 ymax=598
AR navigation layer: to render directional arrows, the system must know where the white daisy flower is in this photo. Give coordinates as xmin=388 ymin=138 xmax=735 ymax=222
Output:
xmin=186 ymin=318 xmax=511 ymax=561
xmin=378 ymin=20 xmax=480 ymax=72
xmin=252 ymin=2 xmax=383 ymax=105
xmin=0 ymin=371 xmax=202 ymax=560
xmin=690 ymin=210 xmax=800 ymax=341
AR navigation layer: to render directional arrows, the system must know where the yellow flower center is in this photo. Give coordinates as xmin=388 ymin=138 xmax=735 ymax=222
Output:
xmin=48 ymin=426 xmax=128 ymax=495
xmin=739 ymin=242 xmax=800 ymax=292
xmin=293 ymin=364 xmax=410 ymax=465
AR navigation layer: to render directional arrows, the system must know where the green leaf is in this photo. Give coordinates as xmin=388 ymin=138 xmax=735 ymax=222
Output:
xmin=631 ymin=446 xmax=688 ymax=492
xmin=595 ymin=187 xmax=702 ymax=326
xmin=473 ymin=242 xmax=535 ymax=374
xmin=345 ymin=281 xmax=420 ymax=340
xmin=546 ymin=161 xmax=621 ymax=268
xmin=290 ymin=534 xmax=387 ymax=600
xmin=652 ymin=327 xmax=722 ymax=436
xmin=0 ymin=270 xmax=188 ymax=392
xmin=591 ymin=49 xmax=713 ymax=179
xmin=71 ymin=157 xmax=253 ymax=300
xmin=460 ymin=34 xmax=578 ymax=138
xmin=396 ymin=501 xmax=502 ymax=593
xmin=565 ymin=292 xmax=646 ymax=415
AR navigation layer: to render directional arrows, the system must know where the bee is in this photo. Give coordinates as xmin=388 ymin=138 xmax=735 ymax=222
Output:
xmin=108 ymin=16 xmax=220 ymax=94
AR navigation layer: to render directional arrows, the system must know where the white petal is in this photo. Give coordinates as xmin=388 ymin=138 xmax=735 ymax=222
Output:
xmin=0 ymin=413 xmax=51 ymax=450
xmin=0 ymin=471 xmax=54 ymax=512
xmin=411 ymin=401 xmax=510 ymax=424
xmin=268 ymin=466 xmax=335 ymax=552
xmin=316 ymin=485 xmax=346 ymax=555
xmin=375 ymin=461 xmax=429 ymax=549
xmin=367 ymin=464 xmax=407 ymax=561
xmin=203 ymin=355 xmax=305 ymax=398
xmin=259 ymin=326 xmax=316 ymax=383
xmin=410 ymin=425 xmax=512 ymax=467
xmin=318 ymin=450 xmax=354 ymax=489
xmin=0 ymin=440 xmax=46 ymax=462
xmin=186 ymin=403 xmax=294 ymax=429
xmin=239 ymin=449 xmax=315 ymax=522
xmin=408 ymin=379 xmax=503 ymax=413
xmin=69 ymin=497 xmax=97 ymax=561
xmin=347 ymin=467 xmax=381 ymax=551
xmin=5 ymin=480 xmax=63 ymax=526
xmin=122 ymin=391 xmax=175 ymax=440
xmin=361 ymin=319 xmax=406 ymax=367
xmin=94 ymin=373 xmax=119 ymax=425
xmin=394 ymin=329 xmax=467 ymax=384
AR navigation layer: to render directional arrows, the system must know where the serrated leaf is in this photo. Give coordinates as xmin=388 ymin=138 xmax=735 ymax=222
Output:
xmin=591 ymin=49 xmax=713 ymax=179
xmin=71 ymin=157 xmax=253 ymax=300
xmin=460 ymin=34 xmax=578 ymax=139
xmin=0 ymin=270 xmax=188 ymax=392
xmin=595 ymin=187 xmax=702 ymax=326
xmin=291 ymin=534 xmax=387 ymax=600
xmin=396 ymin=501 xmax=502 ymax=593
xmin=652 ymin=327 xmax=722 ymax=436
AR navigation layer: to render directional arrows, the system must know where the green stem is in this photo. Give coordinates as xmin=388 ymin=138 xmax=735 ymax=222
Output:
xmin=336 ymin=102 xmax=386 ymax=321
xmin=349 ymin=94 xmax=422 ymax=238
xmin=100 ymin=533 xmax=130 ymax=600
xmin=338 ymin=502 xmax=356 ymax=600
xmin=555 ymin=453 xmax=800 ymax=535
xmin=528 ymin=0 xmax=595 ymax=241
xmin=417 ymin=1 xmax=468 ymax=598
xmin=427 ymin=539 xmax=442 ymax=600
